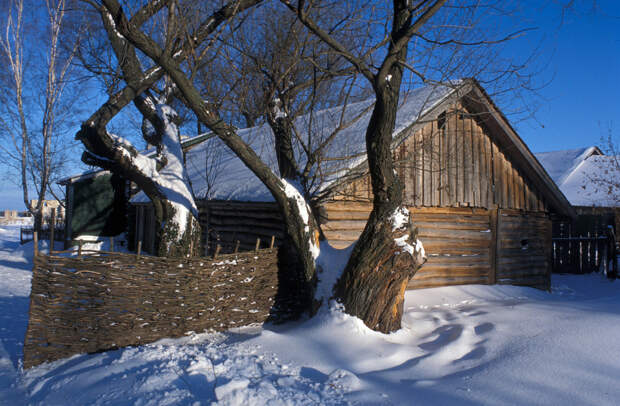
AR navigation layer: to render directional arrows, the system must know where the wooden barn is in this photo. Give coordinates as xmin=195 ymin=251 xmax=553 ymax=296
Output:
xmin=133 ymin=79 xmax=576 ymax=290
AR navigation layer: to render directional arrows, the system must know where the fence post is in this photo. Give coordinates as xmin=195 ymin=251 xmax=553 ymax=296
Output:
xmin=50 ymin=208 xmax=56 ymax=254
xmin=234 ymin=240 xmax=240 ymax=254
xmin=136 ymin=241 xmax=142 ymax=260
xmin=488 ymin=207 xmax=498 ymax=285
xmin=78 ymin=240 xmax=83 ymax=258
xmin=110 ymin=237 xmax=114 ymax=252
xmin=214 ymin=244 xmax=221 ymax=259
xmin=270 ymin=235 xmax=275 ymax=250
xmin=255 ymin=238 xmax=260 ymax=253
xmin=33 ymin=231 xmax=38 ymax=257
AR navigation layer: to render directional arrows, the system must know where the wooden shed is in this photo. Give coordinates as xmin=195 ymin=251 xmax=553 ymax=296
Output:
xmin=134 ymin=79 xmax=576 ymax=290
xmin=58 ymin=171 xmax=129 ymax=248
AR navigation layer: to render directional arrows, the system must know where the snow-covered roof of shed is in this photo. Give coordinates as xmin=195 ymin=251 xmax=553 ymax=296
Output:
xmin=535 ymin=147 xmax=619 ymax=207
xmin=534 ymin=147 xmax=601 ymax=185
xmin=180 ymin=83 xmax=458 ymax=203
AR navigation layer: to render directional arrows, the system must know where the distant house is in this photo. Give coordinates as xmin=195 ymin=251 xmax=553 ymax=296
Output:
xmin=132 ymin=79 xmax=574 ymax=290
xmin=536 ymin=147 xmax=619 ymax=273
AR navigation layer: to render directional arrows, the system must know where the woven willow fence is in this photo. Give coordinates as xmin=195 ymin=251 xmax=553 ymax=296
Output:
xmin=24 ymin=248 xmax=280 ymax=368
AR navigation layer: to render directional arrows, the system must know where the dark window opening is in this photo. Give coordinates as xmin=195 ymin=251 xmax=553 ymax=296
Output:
xmin=437 ymin=111 xmax=446 ymax=131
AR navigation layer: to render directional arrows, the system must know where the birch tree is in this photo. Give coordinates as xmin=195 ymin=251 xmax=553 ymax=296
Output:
xmin=0 ymin=0 xmax=78 ymax=232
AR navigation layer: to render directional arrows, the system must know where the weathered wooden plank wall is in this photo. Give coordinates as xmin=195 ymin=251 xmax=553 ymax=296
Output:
xmin=496 ymin=209 xmax=551 ymax=289
xmin=132 ymin=205 xmax=157 ymax=255
xmin=408 ymin=207 xmax=492 ymax=289
xmin=335 ymin=106 xmax=548 ymax=213
xmin=322 ymin=202 xmax=550 ymax=290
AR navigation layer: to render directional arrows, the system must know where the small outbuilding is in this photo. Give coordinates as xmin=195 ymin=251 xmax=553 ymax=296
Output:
xmin=536 ymin=147 xmax=619 ymax=274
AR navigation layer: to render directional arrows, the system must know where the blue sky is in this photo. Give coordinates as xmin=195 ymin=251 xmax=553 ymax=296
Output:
xmin=1 ymin=2 xmax=619 ymax=211
xmin=514 ymin=1 xmax=620 ymax=152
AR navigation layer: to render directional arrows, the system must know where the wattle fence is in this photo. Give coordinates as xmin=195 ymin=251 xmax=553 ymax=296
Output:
xmin=24 ymin=248 xmax=285 ymax=368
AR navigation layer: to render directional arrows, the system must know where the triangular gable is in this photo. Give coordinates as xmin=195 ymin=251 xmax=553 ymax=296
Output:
xmin=457 ymin=80 xmax=576 ymax=219
xmin=331 ymin=79 xmax=576 ymax=219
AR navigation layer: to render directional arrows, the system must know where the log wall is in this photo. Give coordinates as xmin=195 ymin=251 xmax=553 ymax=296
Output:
xmin=323 ymin=202 xmax=550 ymax=290
xmin=197 ymin=200 xmax=285 ymax=255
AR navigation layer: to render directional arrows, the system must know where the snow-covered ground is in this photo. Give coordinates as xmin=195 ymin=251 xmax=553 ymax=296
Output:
xmin=1 ymin=223 xmax=620 ymax=405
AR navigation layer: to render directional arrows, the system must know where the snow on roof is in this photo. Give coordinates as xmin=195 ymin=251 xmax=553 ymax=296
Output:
xmin=559 ymin=155 xmax=620 ymax=207
xmin=535 ymin=147 xmax=601 ymax=185
xmin=180 ymin=83 xmax=458 ymax=203
xmin=535 ymin=147 xmax=619 ymax=207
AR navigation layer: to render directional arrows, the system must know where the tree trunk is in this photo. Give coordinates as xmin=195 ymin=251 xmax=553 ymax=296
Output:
xmin=335 ymin=2 xmax=428 ymax=332
xmin=153 ymin=198 xmax=201 ymax=257
xmin=268 ymin=107 xmax=321 ymax=315
xmin=335 ymin=95 xmax=426 ymax=333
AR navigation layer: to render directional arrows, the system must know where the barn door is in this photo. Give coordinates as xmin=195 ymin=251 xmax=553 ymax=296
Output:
xmin=495 ymin=209 xmax=551 ymax=289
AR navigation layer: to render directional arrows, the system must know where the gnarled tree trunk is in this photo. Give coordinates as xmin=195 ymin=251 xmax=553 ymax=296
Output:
xmin=333 ymin=0 xmax=436 ymax=333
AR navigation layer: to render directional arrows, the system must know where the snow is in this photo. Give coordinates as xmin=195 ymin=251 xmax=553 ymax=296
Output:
xmin=558 ymin=154 xmax=620 ymax=207
xmin=536 ymin=147 xmax=620 ymax=207
xmin=390 ymin=206 xmax=427 ymax=262
xmin=185 ymin=83 xmax=457 ymax=202
xmin=535 ymin=147 xmax=599 ymax=185
xmin=281 ymin=178 xmax=319 ymax=260
xmin=125 ymin=103 xmax=198 ymax=243
xmin=2 ymin=223 xmax=620 ymax=405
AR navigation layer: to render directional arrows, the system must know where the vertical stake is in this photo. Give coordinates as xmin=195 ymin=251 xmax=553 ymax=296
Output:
xmin=270 ymin=235 xmax=275 ymax=250
xmin=234 ymin=240 xmax=240 ymax=254
xmin=110 ymin=237 xmax=114 ymax=252
xmin=136 ymin=241 xmax=142 ymax=259
xmin=255 ymin=238 xmax=261 ymax=253
xmin=50 ymin=208 xmax=56 ymax=253
xmin=78 ymin=240 xmax=83 ymax=258
xmin=214 ymin=244 xmax=221 ymax=259
xmin=33 ymin=231 xmax=39 ymax=257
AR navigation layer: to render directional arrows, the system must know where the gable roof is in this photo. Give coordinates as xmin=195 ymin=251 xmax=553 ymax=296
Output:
xmin=117 ymin=80 xmax=574 ymax=218
xmin=535 ymin=147 xmax=603 ymax=185
xmin=181 ymin=79 xmax=574 ymax=218
xmin=536 ymin=148 xmax=619 ymax=207
xmin=182 ymin=82 xmax=458 ymax=202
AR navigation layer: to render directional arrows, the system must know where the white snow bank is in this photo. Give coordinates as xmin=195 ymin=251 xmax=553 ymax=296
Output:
xmin=2 ymin=224 xmax=620 ymax=405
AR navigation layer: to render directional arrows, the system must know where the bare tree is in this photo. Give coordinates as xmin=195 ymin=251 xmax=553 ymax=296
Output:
xmin=200 ymin=2 xmax=373 ymax=231
xmin=0 ymin=0 xmax=79 ymax=232
xmin=74 ymin=0 xmax=265 ymax=257
xmin=79 ymin=0 xmax=548 ymax=331
xmin=283 ymin=0 xmax=551 ymax=331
